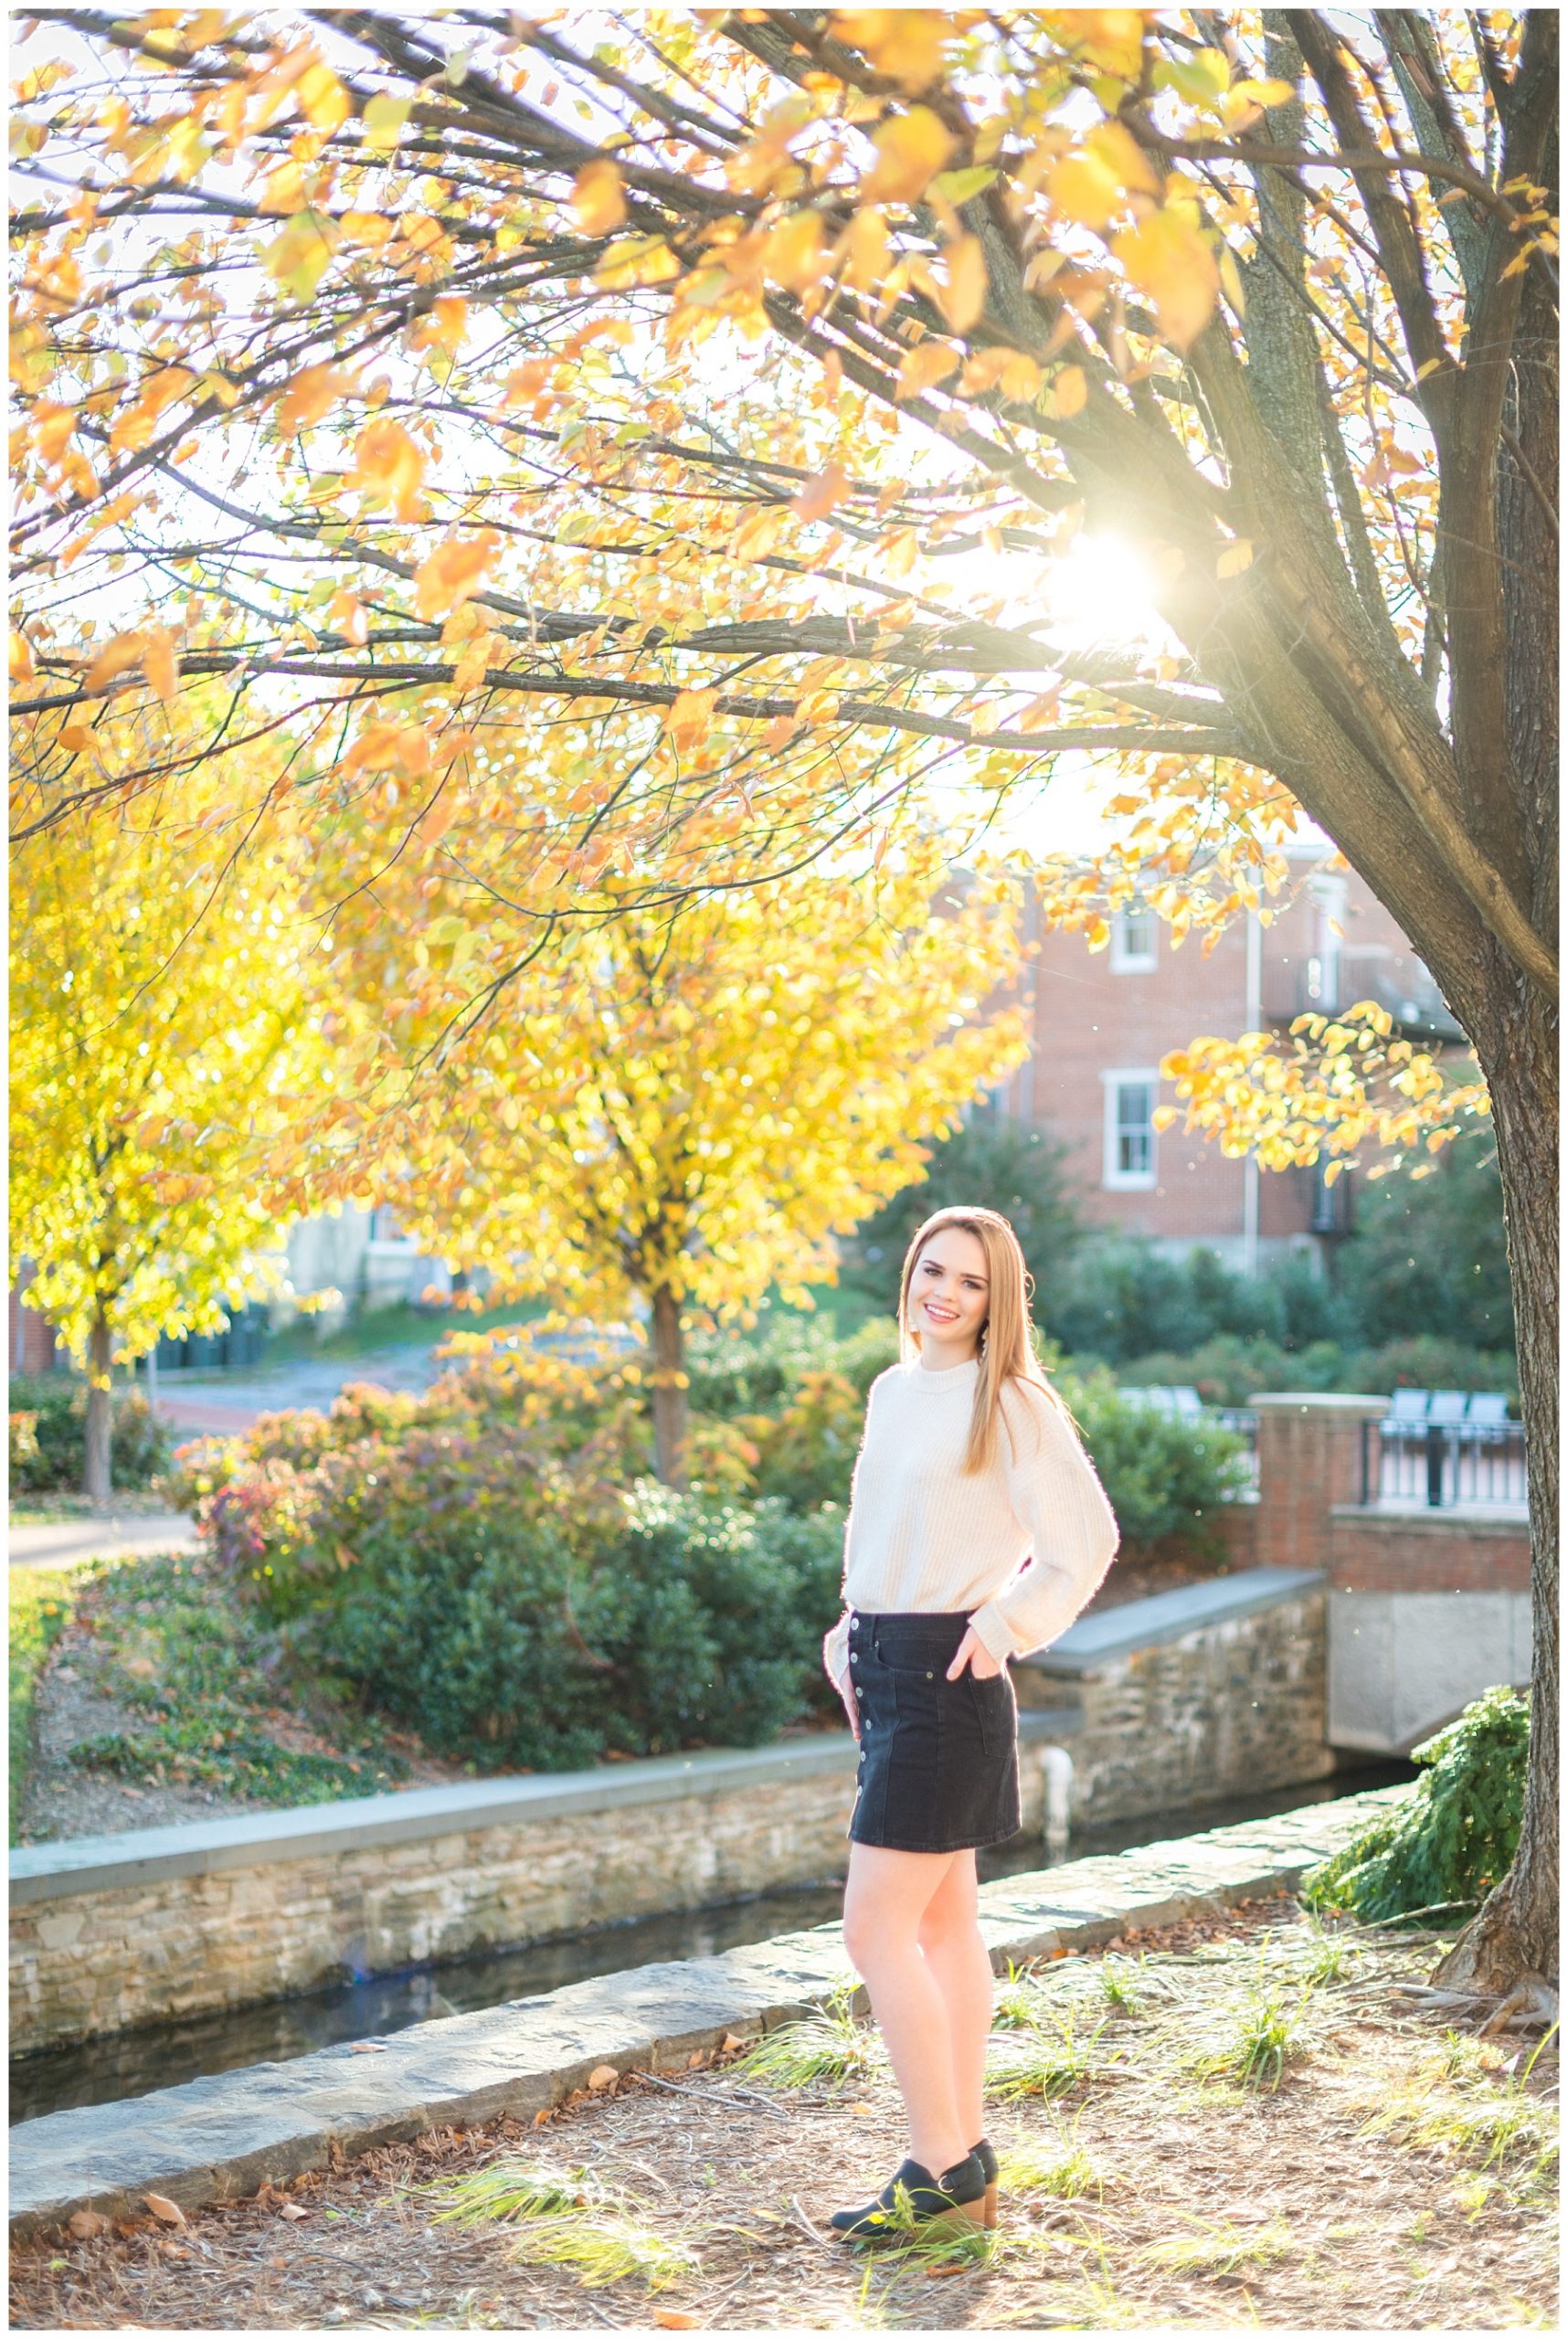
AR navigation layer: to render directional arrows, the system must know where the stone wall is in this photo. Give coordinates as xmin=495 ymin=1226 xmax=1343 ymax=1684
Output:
xmin=1018 ymin=1568 xmax=1336 ymax=1826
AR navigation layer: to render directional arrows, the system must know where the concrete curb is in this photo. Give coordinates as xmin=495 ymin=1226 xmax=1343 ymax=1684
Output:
xmin=8 ymin=1782 xmax=1407 ymax=2240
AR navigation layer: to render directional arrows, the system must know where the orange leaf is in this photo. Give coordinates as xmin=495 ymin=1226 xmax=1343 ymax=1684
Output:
xmin=328 ymin=589 xmax=368 ymax=648
xmin=1052 ymin=364 xmax=1087 ymax=418
xmin=276 ymin=364 xmax=358 ymax=436
xmin=413 ymin=532 xmax=500 ymax=623
xmin=345 ymin=418 xmax=427 ymax=520
xmin=665 ymin=688 xmax=718 ymax=750
xmin=144 ymin=2194 xmax=186 ymax=2228
xmin=573 ymin=160 xmax=628 ymax=235
xmin=142 ymin=627 xmax=179 ymax=705
xmin=897 ymin=341 xmax=959 ymax=399
xmin=790 ymin=463 xmax=851 ymax=522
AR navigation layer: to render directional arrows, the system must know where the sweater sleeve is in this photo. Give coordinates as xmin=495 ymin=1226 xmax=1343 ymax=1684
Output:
xmin=969 ymin=1384 xmax=1119 ymax=1663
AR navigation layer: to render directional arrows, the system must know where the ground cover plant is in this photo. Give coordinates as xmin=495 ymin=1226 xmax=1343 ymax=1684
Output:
xmin=8 ymin=1567 xmax=76 ymax=1836
xmin=14 ymin=1551 xmax=420 ymax=1846
xmin=13 ymin=1896 xmax=1555 ymax=2331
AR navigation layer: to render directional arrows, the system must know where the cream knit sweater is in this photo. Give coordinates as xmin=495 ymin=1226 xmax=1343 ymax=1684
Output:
xmin=822 ymin=1355 xmax=1119 ymax=1693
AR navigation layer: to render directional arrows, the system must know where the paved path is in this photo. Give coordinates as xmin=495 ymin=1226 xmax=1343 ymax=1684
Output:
xmin=9 ymin=1514 xmax=198 ymax=1572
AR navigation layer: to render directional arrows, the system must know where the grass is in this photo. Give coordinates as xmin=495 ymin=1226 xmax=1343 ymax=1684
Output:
xmin=996 ymin=2117 xmax=1103 ymax=2201
xmin=1097 ymin=1957 xmax=1144 ymax=2016
xmin=8 ymin=1566 xmax=77 ymax=1837
xmin=55 ymin=1551 xmax=414 ymax=1808
xmin=737 ymin=1985 xmax=882 ymax=2090
xmin=1357 ymin=2027 xmax=1560 ymax=2196
xmin=254 ymin=1296 xmax=549 ymax=1371
xmin=1140 ymin=2216 xmax=1296 ymax=2276
xmin=425 ymin=2158 xmax=699 ymax=2291
xmin=986 ymin=2001 xmax=1111 ymax=2102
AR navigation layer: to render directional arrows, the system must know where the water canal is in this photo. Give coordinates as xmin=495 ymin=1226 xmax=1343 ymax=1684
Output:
xmin=10 ymin=1762 xmax=1411 ymax=2125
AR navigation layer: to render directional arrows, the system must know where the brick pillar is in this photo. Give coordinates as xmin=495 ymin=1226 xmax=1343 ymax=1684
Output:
xmin=1252 ymin=1393 xmax=1389 ymax=1574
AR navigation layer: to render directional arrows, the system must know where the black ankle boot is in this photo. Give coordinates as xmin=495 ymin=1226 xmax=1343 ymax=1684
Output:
xmin=829 ymin=2149 xmax=988 ymax=2241
xmin=969 ymin=2136 xmax=1000 ymax=2228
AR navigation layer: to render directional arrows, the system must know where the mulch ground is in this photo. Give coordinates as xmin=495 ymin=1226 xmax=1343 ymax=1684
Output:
xmin=12 ymin=1896 xmax=1556 ymax=2332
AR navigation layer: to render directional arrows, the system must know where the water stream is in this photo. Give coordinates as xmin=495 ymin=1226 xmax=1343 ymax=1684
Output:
xmin=11 ymin=1762 xmax=1411 ymax=2125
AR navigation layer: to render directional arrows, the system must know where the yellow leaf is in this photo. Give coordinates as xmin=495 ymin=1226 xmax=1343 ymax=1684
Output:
xmin=263 ymin=210 xmax=340 ymax=302
xmin=361 ymin=94 xmax=410 ymax=155
xmin=764 ymin=209 xmax=826 ymax=291
xmin=573 ymin=160 xmax=629 ymax=235
xmin=1000 ymin=350 xmax=1043 ymax=403
xmin=1048 ymin=150 xmax=1124 ymax=231
xmin=862 ymin=107 xmax=954 ymax=205
xmin=413 ymin=532 xmax=501 ymax=623
xmin=1216 ymin=538 xmax=1254 ymax=578
xmin=339 ymin=210 xmax=394 ymax=249
xmin=297 ymin=60 xmax=351 ymax=132
xmin=257 ymin=159 xmax=307 ymax=215
xmin=833 ymin=9 xmax=950 ymax=92
xmin=938 ymin=233 xmax=988 ymax=332
xmin=1112 ymin=208 xmax=1220 ymax=350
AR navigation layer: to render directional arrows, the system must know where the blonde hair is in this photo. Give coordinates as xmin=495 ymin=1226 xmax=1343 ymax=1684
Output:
xmin=896 ymin=1203 xmax=1065 ymax=1475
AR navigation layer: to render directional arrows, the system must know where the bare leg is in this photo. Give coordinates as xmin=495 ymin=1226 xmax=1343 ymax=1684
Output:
xmin=842 ymin=1844 xmax=969 ymax=2176
xmin=916 ymin=1850 xmax=992 ymax=2151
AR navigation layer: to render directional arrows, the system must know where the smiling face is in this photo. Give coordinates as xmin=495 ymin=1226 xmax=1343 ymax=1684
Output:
xmin=910 ymin=1224 xmax=991 ymax=1361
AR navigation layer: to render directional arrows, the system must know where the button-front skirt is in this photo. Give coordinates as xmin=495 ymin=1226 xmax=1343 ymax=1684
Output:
xmin=846 ymin=1610 xmax=1022 ymax=1853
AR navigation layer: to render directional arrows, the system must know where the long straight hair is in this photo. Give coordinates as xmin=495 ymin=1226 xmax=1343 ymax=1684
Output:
xmin=896 ymin=1203 xmax=1065 ymax=1475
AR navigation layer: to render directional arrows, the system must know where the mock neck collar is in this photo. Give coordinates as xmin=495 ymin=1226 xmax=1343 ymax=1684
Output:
xmin=906 ymin=1352 xmax=981 ymax=1389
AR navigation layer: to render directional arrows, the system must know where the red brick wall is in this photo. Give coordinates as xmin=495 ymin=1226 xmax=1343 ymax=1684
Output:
xmin=1327 ymin=1512 xmax=1531 ymax=1595
xmin=997 ymin=855 xmax=1446 ymax=1251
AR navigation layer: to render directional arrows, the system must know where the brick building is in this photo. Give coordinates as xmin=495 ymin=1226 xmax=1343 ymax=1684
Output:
xmin=993 ymin=841 xmax=1460 ymax=1270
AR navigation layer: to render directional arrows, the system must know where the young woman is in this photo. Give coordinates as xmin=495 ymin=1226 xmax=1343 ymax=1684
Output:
xmin=821 ymin=1204 xmax=1119 ymax=2239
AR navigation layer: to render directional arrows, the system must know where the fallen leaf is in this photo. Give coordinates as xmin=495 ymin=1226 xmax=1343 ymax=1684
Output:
xmin=653 ymin=2314 xmax=700 ymax=2330
xmin=349 ymin=2039 xmax=387 ymax=2054
xmin=278 ymin=2200 xmax=309 ymax=2221
xmin=721 ymin=2033 xmax=747 ymax=2054
xmin=533 ymin=2108 xmax=553 ymax=2126
xmin=588 ymin=2063 xmax=620 ymax=2091
xmin=144 ymin=2193 xmax=186 ymax=2228
xmin=68 ymin=2209 xmax=109 ymax=2240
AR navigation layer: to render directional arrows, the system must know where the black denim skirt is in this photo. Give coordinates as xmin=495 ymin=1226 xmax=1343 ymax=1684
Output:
xmin=846 ymin=1610 xmax=1022 ymax=1854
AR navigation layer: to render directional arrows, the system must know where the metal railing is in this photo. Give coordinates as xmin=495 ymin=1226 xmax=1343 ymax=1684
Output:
xmin=1361 ymin=1415 xmax=1527 ymax=1508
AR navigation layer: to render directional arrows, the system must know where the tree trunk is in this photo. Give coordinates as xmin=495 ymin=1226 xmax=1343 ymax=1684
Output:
xmin=84 ymin=1307 xmax=113 ymax=1507
xmin=1433 ymin=972 xmax=1558 ymax=1988
xmin=649 ymin=1284 xmax=688 ymax=1489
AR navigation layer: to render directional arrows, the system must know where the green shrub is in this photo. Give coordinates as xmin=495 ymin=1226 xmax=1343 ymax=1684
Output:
xmin=1118 ymin=1336 xmax=1292 ymax=1408
xmin=305 ymin=1440 xmax=844 ymax=1771
xmin=1359 ymin=1338 xmax=1518 ymax=1406
xmin=1055 ymin=1367 xmax=1251 ymax=1554
xmin=1300 ymin=1688 xmax=1528 ymax=1925
xmin=840 ymin=1115 xmax=1086 ymax=1318
xmin=683 ymin=1314 xmax=898 ymax=1417
xmin=7 ymin=1374 xmax=173 ymax=1492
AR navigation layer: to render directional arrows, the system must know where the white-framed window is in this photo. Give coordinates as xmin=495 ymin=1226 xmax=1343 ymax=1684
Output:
xmin=366 ymin=1203 xmax=416 ymax=1248
xmin=1109 ymin=902 xmax=1158 ymax=973
xmin=1102 ymin=1070 xmax=1159 ymax=1190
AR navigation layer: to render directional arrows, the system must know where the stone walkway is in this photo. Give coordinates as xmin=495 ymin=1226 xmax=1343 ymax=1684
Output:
xmin=8 ymin=1515 xmax=197 ymax=1573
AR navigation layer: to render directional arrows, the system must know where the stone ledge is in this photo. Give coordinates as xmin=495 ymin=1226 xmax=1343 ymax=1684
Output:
xmin=8 ymin=1783 xmax=1410 ymax=2241
xmin=1022 ymin=1567 xmax=1327 ymax=1677
xmin=1329 ymin=1505 xmax=1530 ymax=1536
xmin=12 ymin=1711 xmax=1080 ymax=1908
